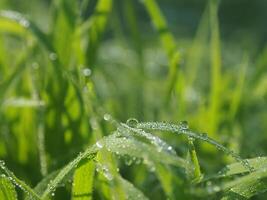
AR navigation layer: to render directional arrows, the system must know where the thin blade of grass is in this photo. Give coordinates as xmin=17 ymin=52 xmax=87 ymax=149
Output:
xmin=208 ymin=0 xmax=222 ymax=136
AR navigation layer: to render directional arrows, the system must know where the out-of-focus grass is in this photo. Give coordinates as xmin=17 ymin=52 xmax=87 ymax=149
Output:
xmin=0 ymin=0 xmax=267 ymax=199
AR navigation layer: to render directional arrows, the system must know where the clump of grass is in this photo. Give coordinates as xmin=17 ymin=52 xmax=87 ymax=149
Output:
xmin=1 ymin=0 xmax=267 ymax=199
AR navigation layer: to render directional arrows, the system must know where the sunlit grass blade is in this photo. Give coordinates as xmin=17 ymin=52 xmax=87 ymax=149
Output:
xmin=72 ymin=159 xmax=95 ymax=200
xmin=0 ymin=175 xmax=17 ymax=200
xmin=187 ymin=137 xmax=202 ymax=183
xmin=208 ymin=0 xmax=221 ymax=136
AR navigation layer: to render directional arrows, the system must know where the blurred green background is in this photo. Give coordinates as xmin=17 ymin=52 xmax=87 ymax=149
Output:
xmin=0 ymin=0 xmax=267 ymax=199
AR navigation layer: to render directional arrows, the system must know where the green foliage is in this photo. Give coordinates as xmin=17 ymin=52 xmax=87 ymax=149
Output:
xmin=0 ymin=0 xmax=267 ymax=199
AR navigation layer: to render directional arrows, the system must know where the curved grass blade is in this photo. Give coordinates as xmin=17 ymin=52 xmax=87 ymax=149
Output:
xmin=208 ymin=157 xmax=267 ymax=180
xmin=120 ymin=122 xmax=177 ymax=156
xmin=221 ymin=168 xmax=267 ymax=199
xmin=0 ymin=160 xmax=41 ymax=200
xmin=101 ymin=131 xmax=186 ymax=168
xmin=136 ymin=121 xmax=253 ymax=171
xmin=0 ymin=175 xmax=17 ymax=200
xmin=34 ymin=170 xmax=60 ymax=196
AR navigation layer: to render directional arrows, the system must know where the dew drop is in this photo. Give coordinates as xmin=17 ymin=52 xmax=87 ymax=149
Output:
xmin=103 ymin=113 xmax=111 ymax=121
xmin=19 ymin=19 xmax=29 ymax=27
xmin=179 ymin=121 xmax=189 ymax=130
xmin=167 ymin=146 xmax=173 ymax=151
xmin=200 ymin=132 xmax=208 ymax=138
xmin=82 ymin=68 xmax=92 ymax=77
xmin=126 ymin=118 xmax=139 ymax=128
xmin=0 ymin=160 xmax=5 ymax=166
xmin=96 ymin=141 xmax=103 ymax=149
xmin=49 ymin=53 xmax=57 ymax=61
xmin=32 ymin=62 xmax=39 ymax=69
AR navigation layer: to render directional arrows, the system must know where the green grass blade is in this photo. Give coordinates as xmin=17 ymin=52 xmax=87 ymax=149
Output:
xmin=221 ymin=169 xmax=267 ymax=199
xmin=136 ymin=121 xmax=253 ymax=171
xmin=104 ymin=130 xmax=186 ymax=168
xmin=141 ymin=0 xmax=176 ymax=58
xmin=215 ymin=157 xmax=267 ymax=179
xmin=72 ymin=159 xmax=95 ymax=200
xmin=118 ymin=176 xmax=149 ymax=200
xmin=0 ymin=175 xmax=17 ymax=200
xmin=185 ymin=5 xmax=209 ymax=86
xmin=187 ymin=137 xmax=202 ymax=183
xmin=79 ymin=0 xmax=113 ymax=67
xmin=229 ymin=55 xmax=248 ymax=120
xmin=41 ymin=149 xmax=97 ymax=199
xmin=0 ymin=10 xmax=54 ymax=51
xmin=208 ymin=0 xmax=222 ymax=136
xmin=121 ymin=122 xmax=177 ymax=156
xmin=0 ymin=160 xmax=41 ymax=200
xmin=154 ymin=164 xmax=176 ymax=199
xmin=141 ymin=0 xmax=181 ymax=102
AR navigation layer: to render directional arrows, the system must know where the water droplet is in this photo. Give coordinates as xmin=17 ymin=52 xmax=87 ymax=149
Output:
xmin=51 ymin=192 xmax=55 ymax=196
xmin=96 ymin=141 xmax=103 ymax=149
xmin=82 ymin=68 xmax=91 ymax=77
xmin=49 ymin=53 xmax=57 ymax=61
xmin=167 ymin=146 xmax=173 ymax=151
xmin=90 ymin=118 xmax=98 ymax=130
xmin=103 ymin=113 xmax=111 ymax=121
xmin=0 ymin=160 xmax=5 ymax=166
xmin=32 ymin=62 xmax=39 ymax=69
xmin=126 ymin=118 xmax=138 ymax=128
xmin=200 ymin=132 xmax=208 ymax=138
xmin=19 ymin=19 xmax=29 ymax=27
xmin=179 ymin=121 xmax=189 ymax=130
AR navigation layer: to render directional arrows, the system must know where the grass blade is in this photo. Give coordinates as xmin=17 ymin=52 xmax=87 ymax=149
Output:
xmin=72 ymin=159 xmax=95 ymax=200
xmin=208 ymin=0 xmax=221 ymax=136
xmin=118 ymin=176 xmax=149 ymax=200
xmin=0 ymin=160 xmax=41 ymax=200
xmin=136 ymin=121 xmax=253 ymax=171
xmin=0 ymin=175 xmax=17 ymax=200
